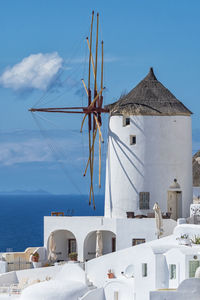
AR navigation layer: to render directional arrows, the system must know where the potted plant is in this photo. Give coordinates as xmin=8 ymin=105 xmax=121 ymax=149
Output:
xmin=191 ymin=235 xmax=200 ymax=247
xmin=69 ymin=252 xmax=78 ymax=261
xmin=31 ymin=252 xmax=39 ymax=262
xmin=176 ymin=234 xmax=190 ymax=245
xmin=107 ymin=269 xmax=115 ymax=279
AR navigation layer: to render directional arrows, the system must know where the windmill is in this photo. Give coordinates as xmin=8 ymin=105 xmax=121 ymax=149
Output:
xmin=29 ymin=11 xmax=108 ymax=209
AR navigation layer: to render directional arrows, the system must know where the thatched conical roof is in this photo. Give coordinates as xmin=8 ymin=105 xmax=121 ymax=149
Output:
xmin=193 ymin=150 xmax=200 ymax=186
xmin=106 ymin=68 xmax=192 ymax=116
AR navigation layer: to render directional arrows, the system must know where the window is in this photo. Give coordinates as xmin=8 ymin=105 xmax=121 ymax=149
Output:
xmin=123 ymin=116 xmax=130 ymax=126
xmin=189 ymin=260 xmax=200 ymax=278
xmin=139 ymin=192 xmax=150 ymax=210
xmin=132 ymin=239 xmax=146 ymax=246
xmin=68 ymin=239 xmax=76 ymax=254
xmin=169 ymin=264 xmax=176 ymax=279
xmin=130 ymin=135 xmax=136 ymax=145
xmin=142 ymin=263 xmax=148 ymax=277
xmin=112 ymin=237 xmax=116 ymax=252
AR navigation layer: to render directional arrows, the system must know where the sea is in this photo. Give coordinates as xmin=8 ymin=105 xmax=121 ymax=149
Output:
xmin=0 ymin=194 xmax=104 ymax=252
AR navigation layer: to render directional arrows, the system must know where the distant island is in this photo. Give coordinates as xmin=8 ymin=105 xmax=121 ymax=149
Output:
xmin=0 ymin=189 xmax=51 ymax=195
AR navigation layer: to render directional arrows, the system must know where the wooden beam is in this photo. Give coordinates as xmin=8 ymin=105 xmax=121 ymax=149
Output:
xmin=80 ymin=87 xmax=105 ymax=132
xmin=88 ymin=87 xmax=104 ymax=109
xmin=86 ymin=38 xmax=95 ymax=78
xmin=88 ymin=129 xmax=92 ymax=206
xmin=88 ymin=11 xmax=94 ymax=90
xmin=30 ymin=110 xmax=85 ymax=114
xmin=94 ymin=114 xmax=104 ymax=143
xmin=81 ymin=79 xmax=88 ymax=96
xmin=99 ymin=133 xmax=101 ymax=188
xmin=94 ymin=13 xmax=99 ymax=92
xmin=100 ymin=41 xmax=104 ymax=95
xmin=91 ymin=130 xmax=95 ymax=209
xmin=83 ymin=128 xmax=97 ymax=177
xmin=29 ymin=107 xmax=84 ymax=111
xmin=29 ymin=107 xmax=108 ymax=114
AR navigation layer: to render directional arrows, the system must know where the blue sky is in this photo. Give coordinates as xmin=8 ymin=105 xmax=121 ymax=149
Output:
xmin=0 ymin=0 xmax=199 ymax=194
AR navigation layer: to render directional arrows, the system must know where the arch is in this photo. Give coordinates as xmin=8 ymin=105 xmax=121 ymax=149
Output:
xmin=47 ymin=229 xmax=77 ymax=262
xmin=83 ymin=230 xmax=116 ymax=261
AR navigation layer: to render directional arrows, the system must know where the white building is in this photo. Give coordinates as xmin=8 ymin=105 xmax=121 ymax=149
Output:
xmin=1 ymin=224 xmax=200 ymax=300
xmin=105 ymin=67 xmax=192 ymax=219
xmin=84 ymin=224 xmax=200 ymax=300
xmin=43 ymin=216 xmax=175 ymax=262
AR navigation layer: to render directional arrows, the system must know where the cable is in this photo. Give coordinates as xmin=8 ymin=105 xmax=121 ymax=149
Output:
xmin=31 ymin=112 xmax=85 ymax=196
xmin=32 ymin=32 xmax=88 ymax=108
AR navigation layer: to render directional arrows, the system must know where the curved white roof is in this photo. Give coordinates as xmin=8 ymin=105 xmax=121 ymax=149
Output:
xmin=177 ymin=278 xmax=200 ymax=293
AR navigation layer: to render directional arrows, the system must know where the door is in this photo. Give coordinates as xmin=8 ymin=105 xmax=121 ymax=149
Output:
xmin=167 ymin=191 xmax=182 ymax=220
xmin=68 ymin=239 xmax=76 ymax=254
xmin=112 ymin=237 xmax=116 ymax=252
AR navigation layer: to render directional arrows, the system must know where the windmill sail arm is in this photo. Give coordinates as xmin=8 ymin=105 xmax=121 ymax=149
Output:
xmin=30 ymin=109 xmax=85 ymax=114
xmin=29 ymin=107 xmax=108 ymax=114
xmin=81 ymin=79 xmax=89 ymax=96
xmin=86 ymin=38 xmax=95 ymax=78
xmin=93 ymin=114 xmax=104 ymax=143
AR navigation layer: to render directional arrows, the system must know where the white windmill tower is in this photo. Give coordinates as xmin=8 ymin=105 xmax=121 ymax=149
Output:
xmin=105 ymin=68 xmax=192 ymax=219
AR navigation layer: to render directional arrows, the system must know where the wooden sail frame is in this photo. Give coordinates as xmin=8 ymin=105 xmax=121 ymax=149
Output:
xmin=29 ymin=11 xmax=108 ymax=209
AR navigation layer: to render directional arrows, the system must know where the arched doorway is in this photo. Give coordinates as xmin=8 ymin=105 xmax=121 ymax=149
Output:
xmin=83 ymin=230 xmax=116 ymax=261
xmin=47 ymin=230 xmax=77 ymax=262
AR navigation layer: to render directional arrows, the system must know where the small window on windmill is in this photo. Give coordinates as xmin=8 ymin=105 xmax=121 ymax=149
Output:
xmin=123 ymin=116 xmax=130 ymax=126
xmin=130 ymin=135 xmax=136 ymax=145
xmin=139 ymin=192 xmax=150 ymax=210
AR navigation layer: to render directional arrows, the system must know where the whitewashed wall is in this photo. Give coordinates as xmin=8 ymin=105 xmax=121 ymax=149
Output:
xmin=85 ymin=244 xmax=158 ymax=300
xmin=44 ymin=217 xmax=176 ymax=262
xmin=155 ymin=254 xmax=168 ymax=289
xmin=105 ymin=115 xmax=192 ymax=218
xmin=0 ymin=271 xmax=18 ymax=286
xmin=104 ymin=279 xmax=134 ymax=300
xmin=44 ymin=217 xmax=116 ymax=262
xmin=165 ymin=249 xmax=185 ymax=288
xmin=173 ymin=224 xmax=200 ymax=239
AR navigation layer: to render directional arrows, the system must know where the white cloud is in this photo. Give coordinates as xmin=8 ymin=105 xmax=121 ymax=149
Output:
xmin=0 ymin=130 xmax=104 ymax=167
xmin=0 ymin=52 xmax=63 ymax=91
xmin=0 ymin=139 xmax=53 ymax=165
xmin=0 ymin=137 xmax=86 ymax=166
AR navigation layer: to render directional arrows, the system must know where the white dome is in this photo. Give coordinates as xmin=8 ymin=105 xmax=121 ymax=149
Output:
xmin=177 ymin=278 xmax=200 ymax=293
